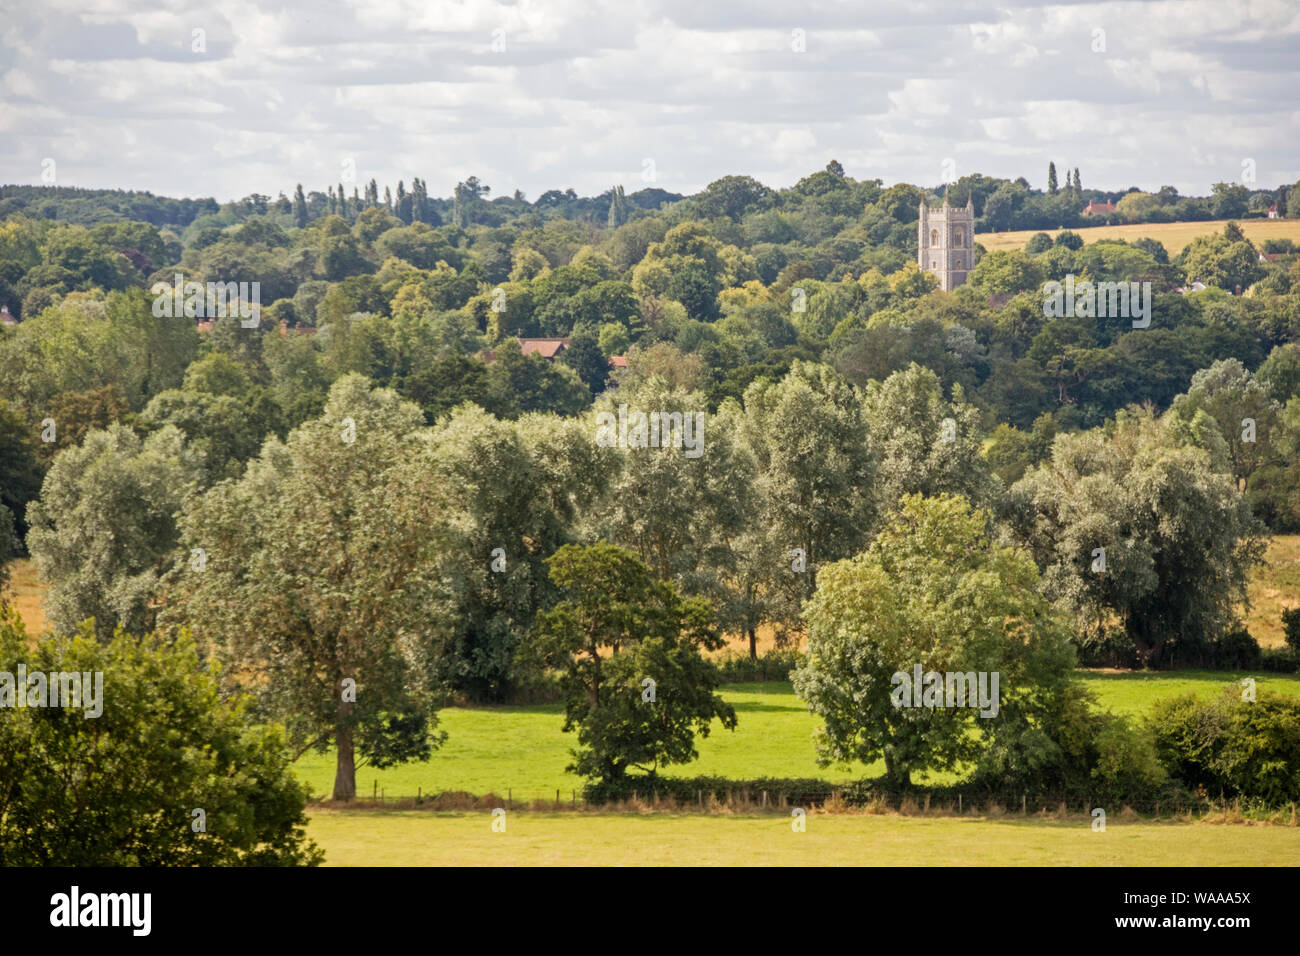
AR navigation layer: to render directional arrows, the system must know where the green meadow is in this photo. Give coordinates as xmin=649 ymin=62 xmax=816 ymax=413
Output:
xmin=292 ymin=671 xmax=1300 ymax=802
xmin=305 ymin=809 xmax=1300 ymax=867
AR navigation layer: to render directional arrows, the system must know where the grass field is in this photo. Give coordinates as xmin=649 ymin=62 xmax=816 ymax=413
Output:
xmin=1248 ymin=535 xmax=1300 ymax=648
xmin=305 ymin=809 xmax=1300 ymax=866
xmin=292 ymin=672 xmax=1300 ymax=802
xmin=7 ymin=558 xmax=47 ymax=636
xmin=977 ymin=218 xmax=1300 ymax=256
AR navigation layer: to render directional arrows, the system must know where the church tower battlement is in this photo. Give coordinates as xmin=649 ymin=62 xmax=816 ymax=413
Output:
xmin=918 ymin=192 xmax=975 ymax=291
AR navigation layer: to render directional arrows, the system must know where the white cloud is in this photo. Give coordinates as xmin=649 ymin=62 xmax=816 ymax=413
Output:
xmin=0 ymin=0 xmax=1296 ymax=200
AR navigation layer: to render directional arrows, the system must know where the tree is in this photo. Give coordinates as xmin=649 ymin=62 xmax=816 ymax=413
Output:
xmin=0 ymin=399 xmax=43 ymax=540
xmin=607 ymin=184 xmax=628 ymax=229
xmin=1179 ymin=228 xmax=1265 ymax=291
xmin=531 ymin=543 xmax=736 ymax=786
xmin=0 ymin=607 xmax=321 ymax=865
xmin=419 ymin=406 xmax=614 ymax=699
xmin=559 ymin=327 xmax=609 ymax=395
xmin=589 ymin=378 xmax=756 ymax=626
xmin=863 ymin=363 xmax=997 ymax=514
xmin=293 ymin=183 xmax=308 ymax=228
xmin=1007 ymin=407 xmax=1266 ymax=667
xmin=695 ymin=175 xmax=776 ymax=222
xmin=1170 ymin=358 xmax=1279 ymax=485
xmin=793 ymin=494 xmax=1073 ymax=786
xmin=26 ymin=423 xmax=200 ymax=638
xmin=1047 ymin=162 xmax=1058 ymax=195
xmin=737 ymin=362 xmax=876 ymax=648
xmin=162 ymin=375 xmax=452 ymax=801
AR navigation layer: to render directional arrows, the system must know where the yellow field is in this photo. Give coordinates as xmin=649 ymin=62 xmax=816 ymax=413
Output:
xmin=978 ymin=218 xmax=1300 ymax=256
xmin=6 ymin=557 xmax=46 ymax=636
xmin=1246 ymin=535 xmax=1300 ymax=648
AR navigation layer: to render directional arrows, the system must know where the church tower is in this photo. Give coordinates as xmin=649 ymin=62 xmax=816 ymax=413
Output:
xmin=918 ymin=191 xmax=974 ymax=290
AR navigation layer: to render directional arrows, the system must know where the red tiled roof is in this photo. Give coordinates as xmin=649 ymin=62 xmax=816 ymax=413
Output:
xmin=609 ymin=355 xmax=628 ymax=368
xmin=518 ymin=337 xmax=569 ymax=358
xmin=1083 ymin=200 xmax=1117 ymax=215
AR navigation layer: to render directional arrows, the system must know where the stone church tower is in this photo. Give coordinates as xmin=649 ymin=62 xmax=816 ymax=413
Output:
xmin=918 ymin=192 xmax=974 ymax=290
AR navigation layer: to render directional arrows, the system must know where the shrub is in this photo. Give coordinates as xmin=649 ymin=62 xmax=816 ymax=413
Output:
xmin=0 ymin=607 xmax=321 ymax=865
xmin=1074 ymin=624 xmax=1138 ymax=669
xmin=1149 ymin=689 xmax=1300 ymax=805
xmin=1212 ymin=627 xmax=1262 ymax=669
xmin=714 ymin=648 xmax=805 ymax=683
xmin=585 ymin=774 xmax=837 ymax=806
xmin=1261 ymin=646 xmax=1300 ymax=673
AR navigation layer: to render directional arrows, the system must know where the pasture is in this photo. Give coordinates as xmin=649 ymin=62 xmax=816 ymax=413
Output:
xmin=291 ymin=672 xmax=1300 ymax=802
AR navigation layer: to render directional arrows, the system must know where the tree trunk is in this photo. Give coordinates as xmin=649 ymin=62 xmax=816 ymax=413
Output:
xmin=333 ymin=699 xmax=356 ymax=802
xmin=747 ymin=626 xmax=757 ymax=660
xmin=883 ymin=751 xmax=911 ymax=789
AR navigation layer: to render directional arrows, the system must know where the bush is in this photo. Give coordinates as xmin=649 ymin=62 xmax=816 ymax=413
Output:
xmin=714 ymin=648 xmax=805 ymax=683
xmin=585 ymin=774 xmax=838 ymax=806
xmin=1261 ymin=646 xmax=1300 ymax=673
xmin=0 ymin=607 xmax=321 ymax=865
xmin=1150 ymin=689 xmax=1300 ymax=805
xmin=1074 ymin=625 xmax=1138 ymax=669
xmin=1163 ymin=627 xmax=1262 ymax=670
xmin=1212 ymin=628 xmax=1262 ymax=669
xmin=973 ymin=680 xmax=1169 ymax=807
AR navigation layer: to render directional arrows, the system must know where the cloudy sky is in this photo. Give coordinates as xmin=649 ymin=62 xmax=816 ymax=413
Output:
xmin=1 ymin=0 xmax=1297 ymax=203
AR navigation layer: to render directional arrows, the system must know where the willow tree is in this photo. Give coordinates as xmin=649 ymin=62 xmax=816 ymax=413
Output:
xmin=162 ymin=374 xmax=453 ymax=800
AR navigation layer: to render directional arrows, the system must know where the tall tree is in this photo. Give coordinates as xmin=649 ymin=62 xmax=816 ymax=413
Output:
xmin=293 ymin=183 xmax=308 ymax=228
xmin=793 ymin=494 xmax=1074 ymax=787
xmin=162 ymin=374 xmax=453 ymax=800
xmin=1047 ymin=161 xmax=1058 ymax=195
xmin=1007 ymin=407 xmax=1266 ymax=667
xmin=26 ymin=423 xmax=201 ymax=639
xmin=531 ymin=543 xmax=736 ymax=787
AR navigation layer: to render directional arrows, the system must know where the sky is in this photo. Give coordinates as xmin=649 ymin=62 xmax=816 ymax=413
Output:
xmin=1 ymin=0 xmax=1298 ymax=204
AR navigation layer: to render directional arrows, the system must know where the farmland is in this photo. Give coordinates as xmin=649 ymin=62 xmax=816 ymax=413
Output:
xmin=977 ymin=217 xmax=1300 ymax=255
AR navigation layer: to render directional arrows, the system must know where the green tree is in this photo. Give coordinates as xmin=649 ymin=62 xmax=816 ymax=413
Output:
xmin=0 ymin=399 xmax=44 ymax=540
xmin=531 ymin=543 xmax=736 ymax=786
xmin=863 ymin=363 xmax=997 ymax=514
xmin=293 ymin=183 xmax=308 ymax=228
xmin=737 ymin=362 xmax=876 ymax=648
xmin=1008 ymin=407 xmax=1266 ymax=667
xmin=1047 ymin=162 xmax=1058 ymax=195
xmin=793 ymin=494 xmax=1073 ymax=786
xmin=1170 ymin=358 xmax=1279 ymax=485
xmin=162 ymin=375 xmax=452 ymax=801
xmin=0 ymin=607 xmax=321 ymax=865
xmin=26 ymin=423 xmax=201 ymax=638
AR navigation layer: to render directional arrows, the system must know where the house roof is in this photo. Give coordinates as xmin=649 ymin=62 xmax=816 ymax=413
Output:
xmin=609 ymin=355 xmax=628 ymax=368
xmin=518 ymin=337 xmax=569 ymax=358
xmin=1083 ymin=200 xmax=1117 ymax=214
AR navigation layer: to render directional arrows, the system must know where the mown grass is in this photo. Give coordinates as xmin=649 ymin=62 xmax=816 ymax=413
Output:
xmin=293 ymin=672 xmax=1300 ymax=801
xmin=305 ymin=809 xmax=1300 ymax=866
xmin=977 ymin=218 xmax=1300 ymax=256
